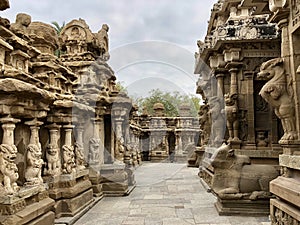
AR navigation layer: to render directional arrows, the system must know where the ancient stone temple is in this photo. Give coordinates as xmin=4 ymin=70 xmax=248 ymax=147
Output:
xmin=195 ymin=0 xmax=282 ymax=216
xmin=139 ymin=103 xmax=199 ymax=163
xmin=0 ymin=1 xmax=140 ymax=224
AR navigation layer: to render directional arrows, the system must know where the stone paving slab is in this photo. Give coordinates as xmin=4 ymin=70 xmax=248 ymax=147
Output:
xmin=74 ymin=163 xmax=271 ymax=225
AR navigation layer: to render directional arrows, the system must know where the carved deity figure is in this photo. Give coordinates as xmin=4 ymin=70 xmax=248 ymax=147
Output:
xmin=211 ymin=144 xmax=279 ymax=200
xmin=44 ymin=143 xmax=61 ymax=176
xmin=224 ymin=93 xmax=239 ymax=141
xmin=0 ymin=144 xmax=19 ymax=195
xmin=258 ymin=58 xmax=297 ymax=141
xmin=25 ymin=144 xmax=44 ymax=185
xmin=88 ymin=138 xmax=100 ymax=164
xmin=74 ymin=143 xmax=86 ymax=170
xmin=115 ymin=139 xmax=125 ymax=163
xmin=62 ymin=145 xmax=76 ymax=174
xmin=208 ymin=96 xmax=225 ymax=146
xmin=198 ymin=104 xmax=210 ymax=145
xmin=256 ymin=131 xmax=269 ymax=147
xmin=10 ymin=13 xmax=31 ymax=39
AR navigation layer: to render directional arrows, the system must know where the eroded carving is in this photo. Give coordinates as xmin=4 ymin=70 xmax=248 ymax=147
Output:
xmin=74 ymin=143 xmax=86 ymax=170
xmin=0 ymin=144 xmax=19 ymax=195
xmin=44 ymin=143 xmax=61 ymax=176
xmin=88 ymin=138 xmax=100 ymax=164
xmin=224 ymin=93 xmax=239 ymax=141
xmin=10 ymin=13 xmax=31 ymax=39
xmin=258 ymin=58 xmax=297 ymax=141
xmin=25 ymin=144 xmax=44 ymax=185
xmin=62 ymin=145 xmax=76 ymax=174
xmin=210 ymin=144 xmax=279 ymax=200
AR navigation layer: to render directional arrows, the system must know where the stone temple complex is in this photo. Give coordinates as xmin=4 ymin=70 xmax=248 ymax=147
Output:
xmin=195 ymin=0 xmax=300 ymax=223
xmin=0 ymin=0 xmax=300 ymax=224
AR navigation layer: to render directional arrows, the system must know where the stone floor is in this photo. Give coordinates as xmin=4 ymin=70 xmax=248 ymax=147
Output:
xmin=73 ymin=163 xmax=271 ymax=225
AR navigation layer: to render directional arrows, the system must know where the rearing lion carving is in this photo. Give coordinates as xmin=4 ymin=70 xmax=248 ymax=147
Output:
xmin=258 ymin=58 xmax=297 ymax=141
xmin=0 ymin=144 xmax=19 ymax=195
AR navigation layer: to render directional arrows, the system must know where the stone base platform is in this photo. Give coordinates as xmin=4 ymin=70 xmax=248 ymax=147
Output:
xmin=88 ymin=166 xmax=104 ymax=198
xmin=149 ymin=151 xmax=169 ymax=162
xmin=0 ymin=186 xmax=55 ymax=225
xmin=44 ymin=169 xmax=94 ymax=219
xmin=100 ymin=164 xmax=130 ymax=196
xmin=215 ymin=198 xmax=270 ymax=216
xmin=270 ymin=176 xmax=300 ymax=223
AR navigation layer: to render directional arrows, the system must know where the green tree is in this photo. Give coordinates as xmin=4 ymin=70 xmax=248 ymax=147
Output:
xmin=51 ymin=21 xmax=65 ymax=57
xmin=51 ymin=21 xmax=65 ymax=34
xmin=135 ymin=89 xmax=200 ymax=117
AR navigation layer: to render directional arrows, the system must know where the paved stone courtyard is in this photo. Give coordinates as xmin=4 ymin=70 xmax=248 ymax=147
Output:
xmin=73 ymin=163 xmax=271 ymax=225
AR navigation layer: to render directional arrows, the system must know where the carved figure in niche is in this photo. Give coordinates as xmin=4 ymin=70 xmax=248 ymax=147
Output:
xmin=62 ymin=145 xmax=76 ymax=174
xmin=258 ymin=58 xmax=297 ymax=141
xmin=74 ymin=143 xmax=85 ymax=170
xmin=208 ymin=96 xmax=224 ymax=146
xmin=10 ymin=13 xmax=31 ymax=39
xmin=199 ymin=104 xmax=210 ymax=145
xmin=25 ymin=144 xmax=44 ymax=185
xmin=224 ymin=93 xmax=239 ymax=141
xmin=115 ymin=139 xmax=125 ymax=163
xmin=89 ymin=138 xmax=100 ymax=164
xmin=0 ymin=144 xmax=19 ymax=195
xmin=210 ymin=144 xmax=279 ymax=200
xmin=44 ymin=143 xmax=61 ymax=176
xmin=256 ymin=131 xmax=269 ymax=147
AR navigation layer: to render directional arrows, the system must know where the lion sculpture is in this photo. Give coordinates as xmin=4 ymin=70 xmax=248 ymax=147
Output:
xmin=0 ymin=144 xmax=19 ymax=195
xmin=258 ymin=58 xmax=297 ymax=141
xmin=25 ymin=144 xmax=44 ymax=185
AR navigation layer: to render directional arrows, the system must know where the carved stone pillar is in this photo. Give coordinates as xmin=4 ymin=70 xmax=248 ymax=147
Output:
xmin=114 ymin=119 xmax=125 ymax=164
xmin=89 ymin=119 xmax=101 ymax=165
xmin=62 ymin=124 xmax=76 ymax=174
xmin=74 ymin=124 xmax=86 ymax=170
xmin=24 ymin=119 xmax=44 ymax=185
xmin=215 ymin=71 xmax=225 ymax=97
xmin=244 ymin=72 xmax=255 ymax=147
xmin=44 ymin=123 xmax=61 ymax=176
xmin=0 ymin=117 xmax=20 ymax=195
xmin=176 ymin=132 xmax=183 ymax=155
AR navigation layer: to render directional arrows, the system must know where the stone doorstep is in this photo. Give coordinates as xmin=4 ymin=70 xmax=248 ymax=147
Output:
xmin=215 ymin=198 xmax=270 ymax=216
xmin=54 ymin=196 xmax=103 ymax=225
xmin=270 ymin=198 xmax=300 ymax=221
xmin=55 ymin=189 xmax=94 ymax=219
xmin=270 ymin=176 xmax=300 ymax=207
xmin=0 ymin=197 xmax=55 ymax=225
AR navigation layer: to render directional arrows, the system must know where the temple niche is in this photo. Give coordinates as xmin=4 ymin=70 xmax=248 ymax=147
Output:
xmin=195 ymin=0 xmax=283 ymax=216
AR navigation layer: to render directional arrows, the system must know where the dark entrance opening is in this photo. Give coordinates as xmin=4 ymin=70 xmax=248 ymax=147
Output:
xmin=104 ymin=115 xmax=112 ymax=164
xmin=168 ymin=132 xmax=176 ymax=162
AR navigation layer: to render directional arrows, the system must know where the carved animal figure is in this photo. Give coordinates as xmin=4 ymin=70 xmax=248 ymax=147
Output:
xmin=45 ymin=143 xmax=61 ymax=175
xmin=74 ymin=142 xmax=86 ymax=170
xmin=62 ymin=145 xmax=76 ymax=174
xmin=224 ymin=93 xmax=239 ymax=141
xmin=89 ymin=138 xmax=100 ymax=164
xmin=258 ymin=58 xmax=297 ymax=141
xmin=25 ymin=144 xmax=44 ymax=185
xmin=0 ymin=144 xmax=19 ymax=195
xmin=210 ymin=144 xmax=279 ymax=200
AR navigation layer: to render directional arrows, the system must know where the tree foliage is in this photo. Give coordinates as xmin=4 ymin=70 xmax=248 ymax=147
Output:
xmin=135 ymin=89 xmax=200 ymax=117
xmin=51 ymin=21 xmax=65 ymax=35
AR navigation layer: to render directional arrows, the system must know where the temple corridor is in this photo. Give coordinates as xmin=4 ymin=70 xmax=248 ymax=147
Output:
xmin=71 ymin=163 xmax=270 ymax=225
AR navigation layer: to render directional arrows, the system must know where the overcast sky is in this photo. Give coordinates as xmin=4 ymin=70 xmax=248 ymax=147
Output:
xmin=2 ymin=0 xmax=216 ymax=97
